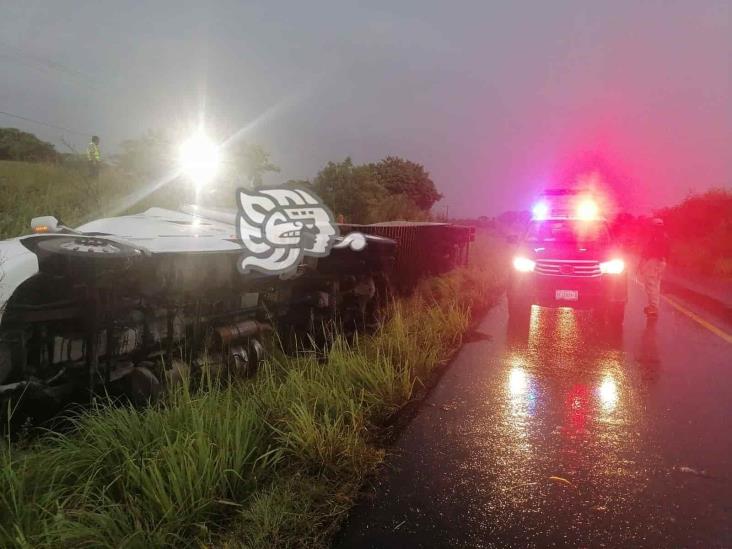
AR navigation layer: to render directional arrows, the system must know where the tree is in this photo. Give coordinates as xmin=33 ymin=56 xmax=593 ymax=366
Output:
xmin=227 ymin=143 xmax=280 ymax=188
xmin=497 ymin=210 xmax=531 ymax=234
xmin=312 ymin=158 xmax=383 ymax=223
xmin=114 ymin=130 xmax=173 ymax=180
xmin=115 ymin=132 xmax=279 ymax=185
xmin=370 ymin=156 xmax=442 ymax=210
xmin=0 ymin=128 xmax=58 ymax=162
xmin=209 ymin=142 xmax=280 ymax=207
xmin=309 ymin=156 xmax=443 ymax=223
xmin=371 ymin=192 xmax=429 ymax=222
xmin=655 ymin=189 xmax=732 ymax=276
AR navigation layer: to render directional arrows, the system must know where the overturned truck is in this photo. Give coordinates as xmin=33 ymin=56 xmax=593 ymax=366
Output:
xmin=0 ymin=206 xmax=473 ymax=420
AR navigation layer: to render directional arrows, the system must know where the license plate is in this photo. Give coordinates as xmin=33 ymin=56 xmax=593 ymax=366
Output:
xmin=555 ymin=289 xmax=579 ymax=301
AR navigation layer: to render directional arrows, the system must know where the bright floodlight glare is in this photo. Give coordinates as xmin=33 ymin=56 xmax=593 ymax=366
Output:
xmin=576 ymin=198 xmax=599 ymax=220
xmin=598 ymin=376 xmax=618 ymax=411
xmin=532 ymin=201 xmax=549 ymax=220
xmin=508 ymin=367 xmax=529 ymax=396
xmin=600 ymin=258 xmax=625 ymax=274
xmin=178 ymin=132 xmax=221 ymax=186
xmin=513 ymin=256 xmax=536 ymax=272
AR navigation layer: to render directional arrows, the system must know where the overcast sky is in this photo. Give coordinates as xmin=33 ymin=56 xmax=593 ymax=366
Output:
xmin=1 ymin=0 xmax=729 ymax=216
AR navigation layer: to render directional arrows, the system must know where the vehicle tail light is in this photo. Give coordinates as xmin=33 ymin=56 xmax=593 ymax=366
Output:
xmin=600 ymin=258 xmax=625 ymax=274
xmin=513 ymin=256 xmax=536 ymax=272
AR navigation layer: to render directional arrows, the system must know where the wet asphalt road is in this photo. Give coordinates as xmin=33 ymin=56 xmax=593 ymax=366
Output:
xmin=337 ymin=283 xmax=732 ymax=548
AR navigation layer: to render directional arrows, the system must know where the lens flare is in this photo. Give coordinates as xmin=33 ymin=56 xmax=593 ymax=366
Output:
xmin=600 ymin=258 xmax=625 ymax=274
xmin=178 ymin=131 xmax=221 ymax=187
xmin=513 ymin=256 xmax=536 ymax=272
xmin=532 ymin=201 xmax=550 ymax=220
xmin=598 ymin=376 xmax=618 ymax=411
xmin=576 ymin=198 xmax=599 ymax=220
xmin=509 ymin=367 xmax=529 ymax=396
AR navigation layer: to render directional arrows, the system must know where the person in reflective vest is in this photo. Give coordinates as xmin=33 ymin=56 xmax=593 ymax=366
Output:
xmin=87 ymin=135 xmax=101 ymax=178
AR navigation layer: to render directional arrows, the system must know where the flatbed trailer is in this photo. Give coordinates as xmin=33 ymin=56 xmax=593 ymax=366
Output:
xmin=340 ymin=222 xmax=474 ymax=290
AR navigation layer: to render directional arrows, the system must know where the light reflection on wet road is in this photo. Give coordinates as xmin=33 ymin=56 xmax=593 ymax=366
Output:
xmin=337 ymin=285 xmax=732 ymax=548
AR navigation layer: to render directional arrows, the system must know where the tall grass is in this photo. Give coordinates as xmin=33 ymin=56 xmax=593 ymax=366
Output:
xmin=0 ymin=160 xmax=180 ymax=239
xmin=0 ymin=234 xmax=506 ymax=548
xmin=1 ymin=384 xmax=278 ymax=547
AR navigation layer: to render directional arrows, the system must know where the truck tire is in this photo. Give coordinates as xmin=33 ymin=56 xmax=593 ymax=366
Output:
xmin=37 ymin=236 xmax=142 ymax=258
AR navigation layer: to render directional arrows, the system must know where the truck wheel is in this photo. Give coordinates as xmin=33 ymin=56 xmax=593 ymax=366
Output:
xmin=37 ymin=236 xmax=142 ymax=258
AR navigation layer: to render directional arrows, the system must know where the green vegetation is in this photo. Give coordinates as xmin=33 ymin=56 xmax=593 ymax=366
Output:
xmin=607 ymin=189 xmax=732 ymax=279
xmin=0 ymin=159 xmax=278 ymax=242
xmin=0 ymin=160 xmax=163 ymax=240
xmin=657 ymin=189 xmax=732 ymax=278
xmin=0 ymin=128 xmax=58 ymax=163
xmin=1 ymin=137 xmax=441 ymax=240
xmin=0 ymin=127 xmax=504 ymax=546
xmin=114 ymin=131 xmax=280 ymax=191
xmin=301 ymin=156 xmax=442 ymax=224
xmin=0 ymin=234 xmax=507 ymax=548
xmin=0 ymin=127 xmax=282 ymax=240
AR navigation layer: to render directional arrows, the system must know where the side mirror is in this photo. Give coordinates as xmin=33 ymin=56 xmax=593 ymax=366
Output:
xmin=31 ymin=216 xmax=60 ymax=234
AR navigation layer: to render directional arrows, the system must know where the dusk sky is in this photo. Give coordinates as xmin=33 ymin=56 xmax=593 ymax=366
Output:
xmin=1 ymin=1 xmax=729 ymax=216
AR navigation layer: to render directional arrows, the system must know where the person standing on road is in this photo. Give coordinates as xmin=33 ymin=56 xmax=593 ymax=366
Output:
xmin=639 ymin=217 xmax=670 ymax=318
xmin=87 ymin=135 xmax=101 ymax=178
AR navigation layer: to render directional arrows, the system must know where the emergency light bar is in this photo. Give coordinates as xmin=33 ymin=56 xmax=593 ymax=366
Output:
xmin=576 ymin=198 xmax=599 ymax=220
xmin=532 ymin=201 xmax=550 ymax=220
xmin=531 ymin=190 xmax=602 ymax=221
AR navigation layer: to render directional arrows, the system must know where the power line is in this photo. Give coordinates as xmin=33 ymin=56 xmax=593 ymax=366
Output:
xmin=0 ymin=110 xmax=89 ymax=137
xmin=0 ymin=39 xmax=98 ymax=90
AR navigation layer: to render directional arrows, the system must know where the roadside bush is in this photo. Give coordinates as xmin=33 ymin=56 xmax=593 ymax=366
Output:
xmin=658 ymin=189 xmax=732 ymax=278
xmin=0 ymin=128 xmax=57 ymax=162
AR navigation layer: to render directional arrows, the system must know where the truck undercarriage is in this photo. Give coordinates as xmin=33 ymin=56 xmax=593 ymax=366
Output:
xmin=0 ymin=214 xmax=473 ymax=425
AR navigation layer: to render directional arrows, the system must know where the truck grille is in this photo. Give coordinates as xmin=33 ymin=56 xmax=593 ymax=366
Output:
xmin=535 ymin=259 xmax=601 ymax=277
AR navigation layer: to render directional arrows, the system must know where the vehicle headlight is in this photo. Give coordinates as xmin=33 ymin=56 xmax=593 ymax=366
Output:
xmin=600 ymin=258 xmax=625 ymax=274
xmin=513 ymin=256 xmax=536 ymax=272
xmin=178 ymin=131 xmax=221 ymax=187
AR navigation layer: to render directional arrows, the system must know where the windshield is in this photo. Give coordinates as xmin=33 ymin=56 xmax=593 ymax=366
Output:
xmin=525 ymin=220 xmax=610 ymax=244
